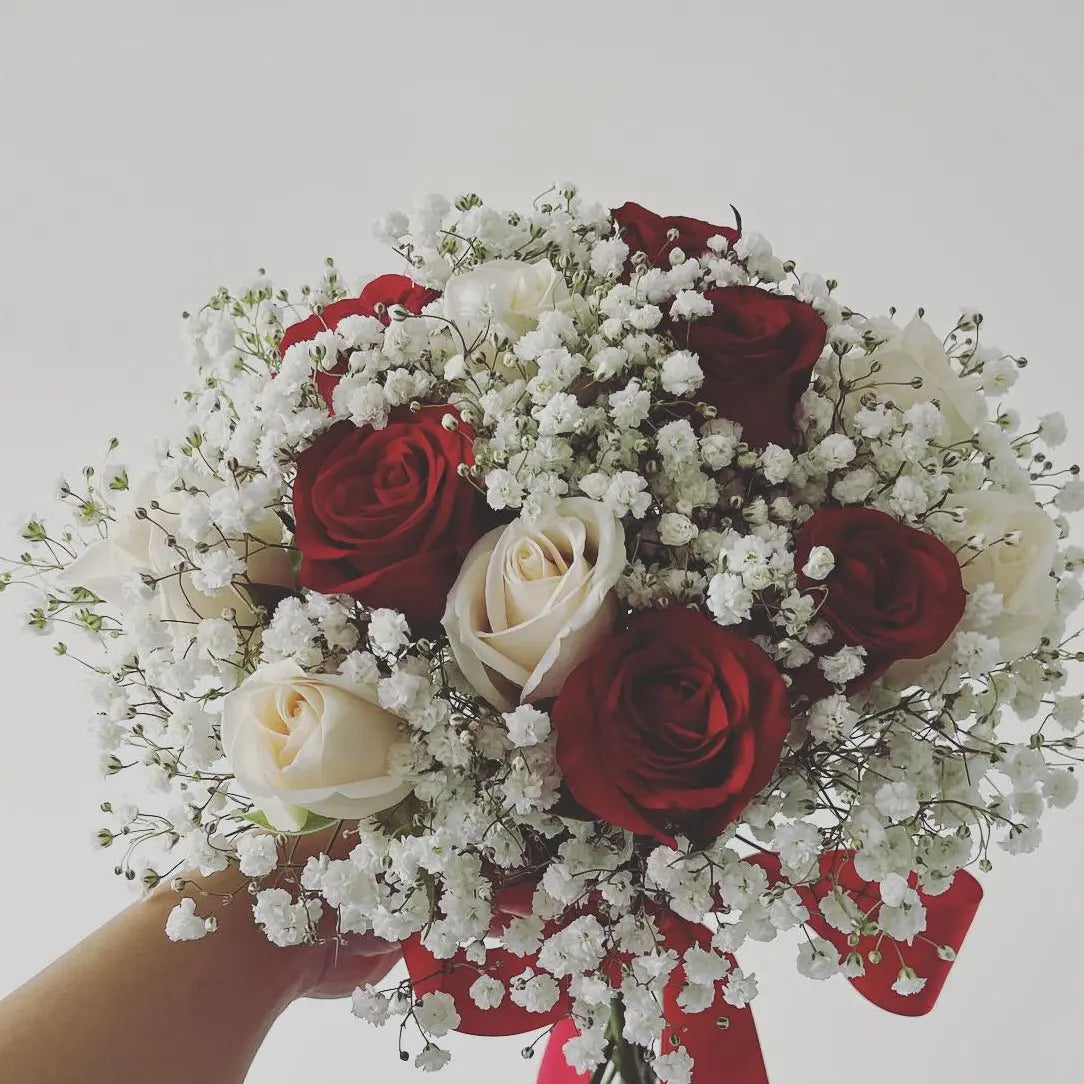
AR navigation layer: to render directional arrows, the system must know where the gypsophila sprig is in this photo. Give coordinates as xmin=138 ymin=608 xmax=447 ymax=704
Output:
xmin=8 ymin=185 xmax=1083 ymax=1084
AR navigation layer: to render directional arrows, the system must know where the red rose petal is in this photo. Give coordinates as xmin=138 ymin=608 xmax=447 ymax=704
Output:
xmin=291 ymin=411 xmax=489 ymax=632
xmin=552 ymin=607 xmax=790 ymax=844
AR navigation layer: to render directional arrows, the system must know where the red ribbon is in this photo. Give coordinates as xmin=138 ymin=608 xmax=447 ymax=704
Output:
xmin=404 ymin=850 xmax=983 ymax=1082
xmin=749 ymin=850 xmax=984 ymax=1018
xmin=655 ymin=910 xmax=770 ymax=1084
xmin=402 ymin=878 xmax=572 ymax=1037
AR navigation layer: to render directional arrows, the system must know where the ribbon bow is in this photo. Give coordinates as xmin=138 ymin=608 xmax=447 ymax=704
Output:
xmin=403 ymin=850 xmax=983 ymax=1082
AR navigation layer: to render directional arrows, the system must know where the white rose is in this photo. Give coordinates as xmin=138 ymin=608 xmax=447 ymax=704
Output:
xmin=61 ymin=472 xmax=293 ymax=626
xmin=949 ymin=490 xmax=1058 ymax=661
xmin=848 ymin=315 xmax=985 ymax=443
xmin=220 ymin=659 xmax=413 ymax=831
xmin=888 ymin=489 xmax=1057 ymax=685
xmin=442 ymin=259 xmax=572 ymax=340
xmin=443 ymin=497 xmax=625 ymax=711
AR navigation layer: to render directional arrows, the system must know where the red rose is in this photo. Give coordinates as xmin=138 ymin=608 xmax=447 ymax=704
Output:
xmin=291 ymin=409 xmax=488 ymax=630
xmin=612 ymin=201 xmax=740 ymax=269
xmin=278 ymin=274 xmax=438 ymax=408
xmin=552 ymin=606 xmax=790 ymax=845
xmin=667 ymin=285 xmax=826 ymax=449
xmin=795 ymin=507 xmax=966 ymax=684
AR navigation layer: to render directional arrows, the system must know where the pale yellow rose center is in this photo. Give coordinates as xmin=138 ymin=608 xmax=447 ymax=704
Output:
xmin=504 ymin=533 xmax=575 ymax=626
xmin=263 ymin=685 xmax=323 ymax=769
xmin=512 ymin=535 xmax=570 ymax=579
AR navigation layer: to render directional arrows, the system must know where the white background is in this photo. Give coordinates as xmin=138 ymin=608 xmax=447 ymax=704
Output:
xmin=1 ymin=2 xmax=1082 ymax=1081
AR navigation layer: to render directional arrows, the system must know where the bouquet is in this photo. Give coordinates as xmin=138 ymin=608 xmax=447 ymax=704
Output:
xmin=8 ymin=185 xmax=1083 ymax=1083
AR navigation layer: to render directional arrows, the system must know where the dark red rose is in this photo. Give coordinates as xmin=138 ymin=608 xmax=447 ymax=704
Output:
xmin=612 ymin=201 xmax=740 ymax=269
xmin=795 ymin=507 xmax=966 ymax=685
xmin=278 ymin=274 xmax=438 ymax=408
xmin=291 ymin=409 xmax=488 ymax=631
xmin=666 ymin=285 xmax=826 ymax=449
xmin=552 ymin=606 xmax=791 ymax=845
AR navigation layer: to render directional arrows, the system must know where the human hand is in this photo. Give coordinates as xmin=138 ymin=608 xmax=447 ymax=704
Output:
xmin=0 ymin=820 xmax=402 ymax=1084
xmin=299 ymin=929 xmax=400 ymax=1000
xmin=285 ymin=821 xmax=403 ymax=999
xmin=163 ymin=821 xmax=401 ymax=1004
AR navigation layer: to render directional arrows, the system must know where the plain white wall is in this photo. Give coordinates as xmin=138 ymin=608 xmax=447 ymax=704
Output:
xmin=1 ymin=2 xmax=1082 ymax=1081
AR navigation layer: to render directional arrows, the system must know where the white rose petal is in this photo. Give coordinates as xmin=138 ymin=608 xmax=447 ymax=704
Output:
xmin=889 ymin=489 xmax=1056 ymax=686
xmin=220 ymin=660 xmax=414 ymax=829
xmin=60 ymin=471 xmax=293 ymax=627
xmin=848 ymin=315 xmax=985 ymax=443
xmin=442 ymin=259 xmax=572 ymax=341
xmin=443 ymin=497 xmax=625 ymax=710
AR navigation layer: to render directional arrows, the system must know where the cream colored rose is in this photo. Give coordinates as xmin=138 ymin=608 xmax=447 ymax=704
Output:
xmin=442 ymin=259 xmax=572 ymax=340
xmin=848 ymin=315 xmax=985 ymax=443
xmin=61 ymin=472 xmax=293 ymax=626
xmin=220 ymin=660 xmax=413 ymax=831
xmin=443 ymin=497 xmax=626 ymax=711
xmin=888 ymin=488 xmax=1058 ymax=685
xmin=950 ymin=489 xmax=1058 ymax=661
